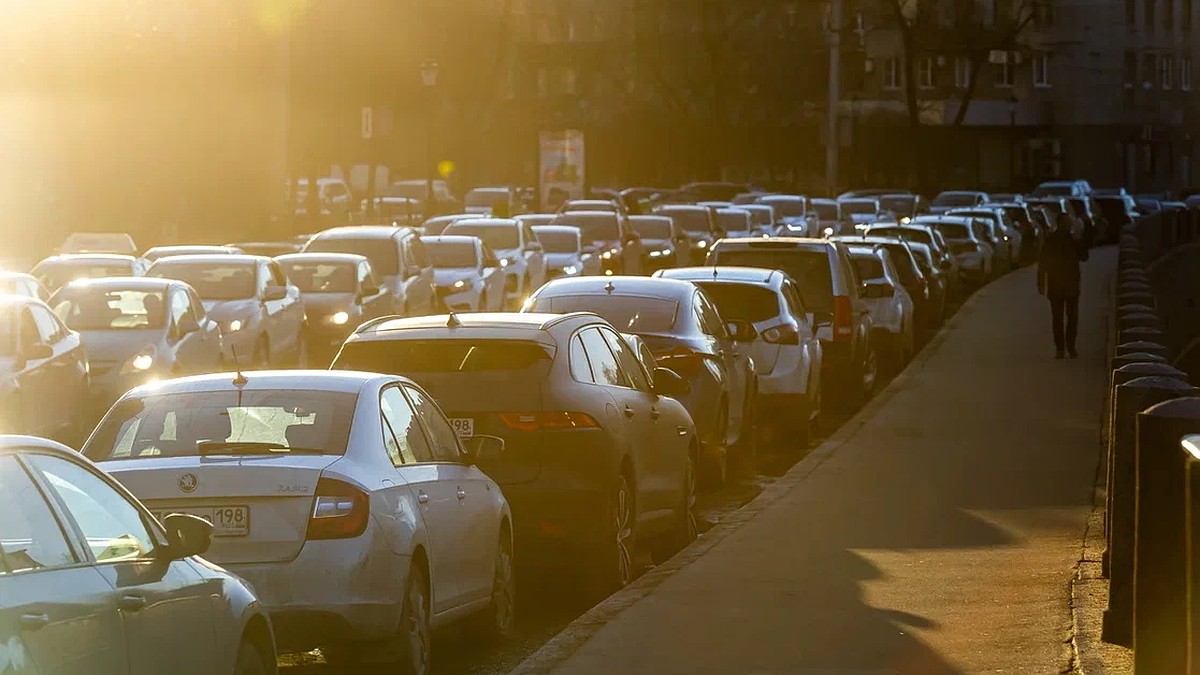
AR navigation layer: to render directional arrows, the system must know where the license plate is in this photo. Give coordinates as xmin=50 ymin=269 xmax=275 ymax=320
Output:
xmin=448 ymin=418 xmax=474 ymax=438
xmin=152 ymin=506 xmax=250 ymax=537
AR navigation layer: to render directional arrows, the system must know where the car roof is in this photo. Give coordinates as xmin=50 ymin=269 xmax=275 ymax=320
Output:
xmin=0 ymin=435 xmax=78 ymax=455
xmin=309 ymin=226 xmax=415 ymax=239
xmin=0 ymin=294 xmax=43 ymax=310
xmin=420 ymin=235 xmax=479 ymax=246
xmin=660 ymin=266 xmax=781 ymax=285
xmin=553 ymin=210 xmax=618 ymax=219
xmin=275 ymin=252 xmax=366 ymax=265
xmin=531 ymin=225 xmax=581 ymax=234
xmin=40 ymin=253 xmax=136 ymax=264
xmin=147 ymin=245 xmax=235 ymax=252
xmin=350 ymin=312 xmax=602 ymax=341
xmin=445 ymin=218 xmax=519 ymax=228
xmin=654 ymin=204 xmax=707 ymax=211
xmin=536 ymin=275 xmax=697 ymax=300
xmin=835 ymin=235 xmax=912 ymax=249
xmin=149 ymin=254 xmax=266 ymax=265
xmin=123 ymin=370 xmax=392 ymax=398
xmin=713 ymin=236 xmax=831 ymax=250
xmin=57 ymin=276 xmax=179 ymax=292
xmin=628 ymin=214 xmax=671 ymax=221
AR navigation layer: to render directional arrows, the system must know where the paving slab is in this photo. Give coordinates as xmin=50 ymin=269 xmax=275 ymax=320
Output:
xmin=510 ymin=247 xmax=1116 ymax=675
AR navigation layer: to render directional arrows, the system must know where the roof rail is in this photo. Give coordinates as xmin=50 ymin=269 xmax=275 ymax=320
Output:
xmin=354 ymin=314 xmax=403 ymax=334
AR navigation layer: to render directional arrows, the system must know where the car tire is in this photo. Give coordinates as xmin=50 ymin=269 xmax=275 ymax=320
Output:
xmin=482 ymin=529 xmax=517 ymax=639
xmin=590 ymin=473 xmax=636 ymax=597
xmin=397 ymin=562 xmax=432 ymax=675
xmin=701 ymin=407 xmax=728 ymax=489
xmin=651 ymin=450 xmax=698 ymax=564
xmin=233 ymin=640 xmax=268 ymax=675
xmin=731 ymin=392 xmax=757 ymax=471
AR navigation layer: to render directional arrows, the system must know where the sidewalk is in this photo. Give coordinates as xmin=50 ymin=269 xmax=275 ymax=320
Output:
xmin=511 ymin=248 xmax=1116 ymax=675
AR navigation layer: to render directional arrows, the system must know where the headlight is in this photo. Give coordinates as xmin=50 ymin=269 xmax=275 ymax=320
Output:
xmin=823 ymin=227 xmax=835 ymax=236
xmin=499 ymin=258 xmax=510 ymax=268
xmin=601 ymin=251 xmax=613 ymax=260
xmin=329 ymin=311 xmax=350 ymax=325
xmin=120 ymin=347 xmax=156 ymax=375
xmin=900 ymin=217 xmax=911 ymax=224
xmin=226 ymin=319 xmax=243 ymax=332
xmin=562 ymin=265 xmax=579 ymax=276
xmin=451 ymin=279 xmax=474 ymax=292
xmin=696 ymin=240 xmax=708 ymax=249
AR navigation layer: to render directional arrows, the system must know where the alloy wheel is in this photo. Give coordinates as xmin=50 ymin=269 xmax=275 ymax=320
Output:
xmin=614 ymin=476 xmax=634 ymax=587
xmin=402 ymin=568 xmax=431 ymax=675
xmin=684 ymin=455 xmax=698 ymax=542
xmin=492 ymin=536 xmax=516 ymax=635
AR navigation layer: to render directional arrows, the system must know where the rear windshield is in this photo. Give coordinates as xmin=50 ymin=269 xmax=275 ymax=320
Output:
xmin=51 ymin=288 xmax=166 ymax=330
xmin=654 ymin=208 xmax=711 ymax=233
xmin=280 ymin=262 xmax=356 ymax=293
xmin=83 ymin=390 xmax=358 ymax=461
xmin=551 ymin=213 xmax=620 ymax=242
xmin=879 ymin=196 xmax=914 ymax=213
xmin=334 ymin=340 xmax=552 ymax=375
xmin=307 ymin=237 xmax=398 ymax=276
xmin=933 ymin=193 xmax=979 ymax=206
xmin=444 ymin=223 xmax=520 ymax=251
xmin=932 ymin=222 xmax=971 ymax=240
xmin=694 ymin=283 xmax=779 ymax=323
xmin=840 ymin=201 xmax=877 ymax=215
xmin=424 ymin=241 xmax=479 ymax=268
xmin=534 ymin=230 xmax=579 ymax=253
xmin=530 ymin=294 xmax=679 ymax=333
xmin=148 ymin=262 xmax=255 ymax=300
xmin=812 ymin=202 xmax=839 ymax=220
xmin=869 ymin=227 xmax=932 ymax=247
xmin=708 ymin=248 xmax=833 ymax=313
xmin=879 ymin=245 xmax=922 ymax=282
xmin=36 ymin=262 xmax=132 ymax=290
xmin=629 ymin=219 xmax=672 ymax=239
xmin=716 ymin=211 xmax=751 ymax=230
xmin=850 ymin=254 xmax=885 ymax=281
xmin=759 ymin=198 xmax=805 ymax=218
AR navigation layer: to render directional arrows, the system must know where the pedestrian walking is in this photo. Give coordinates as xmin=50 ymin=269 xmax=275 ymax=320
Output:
xmin=1037 ymin=212 xmax=1091 ymax=359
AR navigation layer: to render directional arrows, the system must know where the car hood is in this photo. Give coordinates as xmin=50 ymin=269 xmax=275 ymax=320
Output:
xmin=433 ymin=268 xmax=478 ymax=286
xmin=545 ymin=252 xmax=582 ymax=267
xmin=79 ymin=329 xmax=161 ymax=363
xmin=299 ymin=292 xmax=354 ymax=316
xmin=202 ymin=299 xmax=259 ymax=321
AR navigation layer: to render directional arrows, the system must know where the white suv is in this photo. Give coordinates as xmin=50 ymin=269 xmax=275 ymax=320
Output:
xmin=655 ymin=266 xmax=824 ymax=447
xmin=444 ymin=218 xmax=546 ymax=308
xmin=842 ymin=244 xmax=916 ymax=372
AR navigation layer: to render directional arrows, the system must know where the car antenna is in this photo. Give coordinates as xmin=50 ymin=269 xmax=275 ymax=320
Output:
xmin=446 ymin=311 xmax=461 ymax=328
xmin=604 ymin=281 xmax=615 ymax=294
xmin=711 ymin=266 xmax=719 ymax=279
xmin=222 ymin=328 xmax=249 ymax=386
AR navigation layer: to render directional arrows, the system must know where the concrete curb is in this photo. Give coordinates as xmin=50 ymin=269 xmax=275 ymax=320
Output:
xmin=506 ymin=286 xmax=983 ymax=675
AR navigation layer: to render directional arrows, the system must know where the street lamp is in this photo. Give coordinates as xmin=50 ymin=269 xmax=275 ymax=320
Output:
xmin=420 ymin=59 xmax=439 ymax=216
xmin=1007 ymin=95 xmax=1018 ymax=191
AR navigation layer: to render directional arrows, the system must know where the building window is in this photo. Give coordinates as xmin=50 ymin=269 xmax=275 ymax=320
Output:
xmin=1032 ymin=53 xmax=1051 ymax=86
xmin=954 ymin=56 xmax=972 ymax=87
xmin=561 ymin=67 xmax=577 ymax=95
xmin=995 ymin=56 xmax=1015 ymax=87
xmin=1166 ymin=0 xmax=1175 ymax=28
xmin=1162 ymin=54 xmax=1175 ymax=88
xmin=1183 ymin=56 xmax=1193 ymax=89
xmin=1185 ymin=0 xmax=1194 ymax=31
xmin=1142 ymin=52 xmax=1158 ymax=87
xmin=1146 ymin=0 xmax=1157 ymax=29
xmin=1128 ymin=0 xmax=1138 ymax=23
xmin=918 ymin=56 xmax=935 ymax=88
xmin=883 ymin=57 xmax=900 ymax=89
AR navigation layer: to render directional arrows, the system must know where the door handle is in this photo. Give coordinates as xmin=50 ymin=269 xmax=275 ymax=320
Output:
xmin=119 ymin=595 xmax=146 ymax=612
xmin=457 ymin=488 xmax=467 ymax=500
xmin=19 ymin=613 xmax=49 ymax=631
xmin=650 ymin=408 xmax=660 ymax=421
xmin=417 ymin=491 xmax=430 ymax=504
xmin=623 ymin=406 xmax=636 ymax=418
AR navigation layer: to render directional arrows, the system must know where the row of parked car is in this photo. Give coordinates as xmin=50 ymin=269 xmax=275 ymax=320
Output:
xmin=1 ymin=181 xmax=1095 ymax=675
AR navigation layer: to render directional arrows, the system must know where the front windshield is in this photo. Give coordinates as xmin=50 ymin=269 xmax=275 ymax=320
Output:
xmin=443 ymin=223 xmax=520 ymax=251
xmin=305 ymin=237 xmax=398 ymax=276
xmin=51 ymin=288 xmax=166 ymax=330
xmin=83 ymin=390 xmax=358 ymax=461
xmin=933 ymin=193 xmax=979 ymax=206
xmin=534 ymin=230 xmax=580 ymax=253
xmin=654 ymin=208 xmax=711 ymax=232
xmin=530 ymin=294 xmax=678 ymax=333
xmin=425 ymin=241 xmax=480 ymax=268
xmin=280 ymin=262 xmax=356 ymax=293
xmin=717 ymin=211 xmax=752 ymax=231
xmin=840 ymin=201 xmax=877 ymax=215
xmin=630 ymin=219 xmax=672 ymax=239
xmin=760 ymin=199 xmax=806 ymax=218
xmin=552 ymin=213 xmax=620 ymax=241
xmin=148 ymin=263 xmax=255 ymax=300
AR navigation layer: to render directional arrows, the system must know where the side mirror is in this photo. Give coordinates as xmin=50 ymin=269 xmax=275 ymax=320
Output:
xmin=652 ymin=367 xmax=691 ymax=398
xmin=159 ymin=513 xmax=213 ymax=559
xmin=461 ymin=434 xmax=505 ymax=464
xmin=725 ymin=319 xmax=758 ymax=342
xmin=262 ymin=285 xmax=287 ymax=302
xmin=863 ymin=281 xmax=896 ymax=298
xmin=20 ymin=343 xmax=53 ymax=362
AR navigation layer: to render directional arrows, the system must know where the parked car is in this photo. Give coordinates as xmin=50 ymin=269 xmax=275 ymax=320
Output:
xmin=419 ymin=235 xmax=507 ymax=312
xmin=0 ymin=296 xmax=90 ymax=439
xmin=1094 ymin=194 xmax=1140 ymax=243
xmin=276 ymin=252 xmax=390 ymax=363
xmin=736 ymin=204 xmax=778 ymax=236
xmin=0 ymin=271 xmax=47 ymax=300
xmin=56 ymin=232 xmax=139 ymax=256
xmin=896 ymin=239 xmax=948 ymax=327
xmin=919 ymin=216 xmax=996 ymax=285
xmin=524 ymin=276 xmax=757 ymax=485
xmin=756 ymin=194 xmax=815 ymax=235
xmin=878 ymin=193 xmax=928 ymax=220
xmin=295 ymin=177 xmax=353 ymax=216
xmin=514 ymin=213 xmax=558 ymax=228
xmin=842 ymin=245 xmax=916 ymax=372
xmin=0 ymin=435 xmax=277 ymax=675
xmin=146 ymin=255 xmax=306 ymax=368
xmin=945 ymin=207 xmax=1018 ymax=271
xmin=331 ymin=312 xmax=698 ymax=595
xmin=533 ymin=225 xmax=600 ymax=279
xmin=49 ymin=277 xmax=223 ymax=406
xmin=362 ymin=196 xmax=425 ymax=226
xmin=929 ymin=190 xmax=990 ymax=214
xmin=442 ymin=218 xmax=546 ymax=309
xmin=830 ymin=235 xmax=936 ymax=330
xmin=628 ymin=215 xmax=689 ymax=272
xmin=705 ymin=238 xmax=877 ymax=409
xmin=862 ymin=223 xmax=959 ymax=298
xmin=550 ymin=210 xmax=645 ymax=276
xmin=1066 ymin=196 xmax=1104 ymax=244
xmin=652 ymin=204 xmax=721 ymax=264
xmin=990 ymin=192 xmax=1026 ymax=204
xmin=31 ymin=254 xmax=147 ymax=293
xmin=387 ymin=179 xmax=460 ymax=215
xmin=654 ymin=267 xmax=823 ymax=447
xmin=143 ymin=245 xmax=243 ymax=264
xmin=83 ymin=370 xmax=511 ymax=671
xmin=677 ymin=181 xmax=751 ymax=202
xmin=301 ymin=225 xmax=436 ymax=318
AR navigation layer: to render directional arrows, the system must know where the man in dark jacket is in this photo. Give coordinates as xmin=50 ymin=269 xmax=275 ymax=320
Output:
xmin=1037 ymin=212 xmax=1091 ymax=358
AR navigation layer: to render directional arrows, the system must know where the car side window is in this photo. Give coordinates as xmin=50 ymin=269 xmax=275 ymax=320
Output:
xmin=695 ymin=292 xmax=729 ymax=340
xmin=781 ymin=280 xmax=807 ymax=318
xmin=18 ymin=308 xmax=40 ymax=350
xmin=256 ymin=264 xmax=272 ymax=295
xmin=0 ymin=455 xmax=79 ymax=574
xmin=399 ymin=241 xmax=418 ymax=278
xmin=357 ymin=262 xmax=372 ymax=290
xmin=838 ymin=249 xmax=861 ymax=290
xmin=268 ymin=262 xmax=289 ymax=288
xmin=598 ymin=328 xmax=652 ymax=392
xmin=522 ymin=224 xmax=537 ymax=247
xmin=579 ymin=328 xmax=631 ymax=387
xmin=408 ymin=236 xmax=431 ymax=268
xmin=169 ymin=291 xmax=189 ymax=338
xmin=29 ymin=305 xmax=61 ymax=344
xmin=26 ymin=453 xmax=160 ymax=563
xmin=380 ymin=387 xmax=434 ymax=466
xmin=403 ymin=386 xmax=461 ymax=463
xmin=569 ymin=334 xmax=595 ymax=383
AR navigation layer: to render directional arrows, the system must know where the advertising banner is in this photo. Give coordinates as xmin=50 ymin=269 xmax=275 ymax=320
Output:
xmin=538 ymin=129 xmax=586 ymax=211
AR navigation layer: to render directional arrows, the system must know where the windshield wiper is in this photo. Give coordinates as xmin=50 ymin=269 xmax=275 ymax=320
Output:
xmin=198 ymin=441 xmax=327 ymax=456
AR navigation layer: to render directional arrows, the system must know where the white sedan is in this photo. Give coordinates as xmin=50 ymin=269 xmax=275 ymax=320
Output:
xmin=421 ymin=235 xmax=507 ymax=311
xmin=443 ymin=218 xmax=546 ymax=308
xmin=844 ymin=245 xmax=916 ymax=371
xmin=85 ymin=370 xmax=515 ymax=673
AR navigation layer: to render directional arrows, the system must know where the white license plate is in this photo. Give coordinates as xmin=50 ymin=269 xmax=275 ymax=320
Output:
xmin=448 ymin=418 xmax=474 ymax=438
xmin=152 ymin=506 xmax=250 ymax=537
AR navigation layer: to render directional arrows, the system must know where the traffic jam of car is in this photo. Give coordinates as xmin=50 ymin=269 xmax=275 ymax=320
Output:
xmin=1 ymin=179 xmax=1111 ymax=675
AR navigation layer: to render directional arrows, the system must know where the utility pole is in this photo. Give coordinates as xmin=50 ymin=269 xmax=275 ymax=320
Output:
xmin=826 ymin=0 xmax=843 ymax=198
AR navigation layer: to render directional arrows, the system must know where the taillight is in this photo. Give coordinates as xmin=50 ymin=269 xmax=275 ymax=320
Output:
xmin=655 ymin=346 xmax=706 ymax=375
xmin=761 ymin=323 xmax=800 ymax=345
xmin=499 ymin=412 xmax=599 ymax=432
xmin=833 ymin=296 xmax=853 ymax=341
xmin=306 ymin=477 xmax=369 ymax=541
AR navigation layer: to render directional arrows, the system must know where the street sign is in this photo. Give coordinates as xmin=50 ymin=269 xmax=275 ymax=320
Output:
xmin=361 ymin=107 xmax=373 ymax=140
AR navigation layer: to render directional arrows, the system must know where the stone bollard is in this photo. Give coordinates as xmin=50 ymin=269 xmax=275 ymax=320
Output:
xmin=1118 ymin=292 xmax=1158 ymax=310
xmin=1121 ymin=273 xmax=1150 ymax=286
xmin=1133 ymin=398 xmax=1200 ymax=674
xmin=1119 ymin=304 xmax=1157 ymax=316
xmin=1116 ymin=341 xmax=1170 ymax=360
xmin=1112 ymin=352 xmax=1168 ymax=370
xmin=1120 ymin=326 xmax=1166 ymax=346
xmin=1104 ymin=376 xmax=1198 ymax=646
xmin=1181 ymin=434 xmax=1200 ymax=674
xmin=1120 ymin=312 xmax=1164 ymax=331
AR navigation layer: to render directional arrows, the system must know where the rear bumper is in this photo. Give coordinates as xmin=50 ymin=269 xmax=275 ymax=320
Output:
xmin=224 ymin=524 xmax=408 ymax=651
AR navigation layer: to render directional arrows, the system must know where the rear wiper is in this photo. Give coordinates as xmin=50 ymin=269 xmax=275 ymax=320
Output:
xmin=197 ymin=441 xmax=327 ymax=456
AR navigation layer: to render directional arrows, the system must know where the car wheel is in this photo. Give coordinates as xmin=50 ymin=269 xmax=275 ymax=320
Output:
xmin=652 ymin=449 xmax=698 ymax=564
xmin=591 ymin=473 xmax=635 ymax=596
xmin=731 ymin=392 xmax=757 ymax=471
xmin=233 ymin=640 xmax=267 ymax=675
xmin=398 ymin=563 xmax=432 ymax=675
xmin=701 ymin=407 xmax=728 ymax=489
xmin=484 ymin=530 xmax=517 ymax=639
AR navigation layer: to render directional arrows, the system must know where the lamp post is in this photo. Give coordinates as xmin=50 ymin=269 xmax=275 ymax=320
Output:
xmin=420 ymin=59 xmax=439 ymax=216
xmin=1007 ymin=95 xmax=1018 ymax=191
